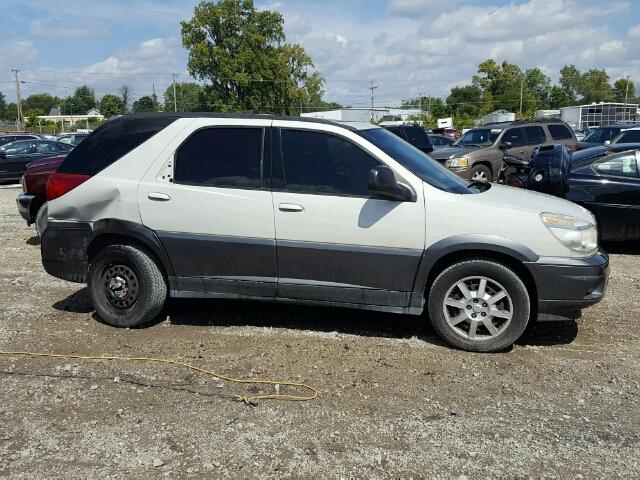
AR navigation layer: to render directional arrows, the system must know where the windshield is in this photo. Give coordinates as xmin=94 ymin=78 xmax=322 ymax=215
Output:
xmin=455 ymin=128 xmax=501 ymax=147
xmin=583 ymin=128 xmax=620 ymax=143
xmin=358 ymin=128 xmax=479 ymax=194
xmin=612 ymin=130 xmax=640 ymax=144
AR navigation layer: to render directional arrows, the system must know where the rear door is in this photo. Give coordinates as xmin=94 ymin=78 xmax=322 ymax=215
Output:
xmin=501 ymin=128 xmax=527 ymax=159
xmin=522 ymin=126 xmax=548 ymax=160
xmin=138 ymin=118 xmax=278 ymax=298
xmin=271 ymin=121 xmax=426 ymax=308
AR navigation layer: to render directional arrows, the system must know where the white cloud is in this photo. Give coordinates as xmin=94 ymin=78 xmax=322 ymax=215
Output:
xmin=29 ymin=20 xmax=109 ymax=39
xmin=388 ymin=0 xmax=462 ymax=17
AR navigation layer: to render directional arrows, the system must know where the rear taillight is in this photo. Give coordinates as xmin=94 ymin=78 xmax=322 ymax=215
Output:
xmin=46 ymin=172 xmax=91 ymax=201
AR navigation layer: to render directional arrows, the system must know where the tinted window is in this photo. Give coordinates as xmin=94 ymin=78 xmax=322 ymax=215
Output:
xmin=280 ymin=129 xmax=379 ymax=196
xmin=613 ymin=130 xmax=640 ymax=144
xmin=547 ymin=124 xmax=573 ymax=140
xmin=174 ymin=128 xmax=263 ymax=188
xmin=456 ymin=128 xmax=501 ymax=146
xmin=56 ymin=143 xmax=74 ymax=152
xmin=0 ymin=137 xmax=13 ymax=146
xmin=385 ymin=127 xmax=403 ymax=138
xmin=502 ymin=128 xmax=525 ymax=147
xmin=58 ymin=116 xmax=177 ymax=175
xmin=58 ymin=136 xmax=73 ymax=144
xmin=525 ymin=126 xmax=546 ymax=145
xmin=594 ymin=152 xmax=639 ymax=178
xmin=35 ymin=142 xmax=59 ymax=153
xmin=358 ymin=128 xmax=476 ymax=195
xmin=4 ymin=142 xmax=33 ymax=154
xmin=403 ymin=127 xmax=432 ymax=150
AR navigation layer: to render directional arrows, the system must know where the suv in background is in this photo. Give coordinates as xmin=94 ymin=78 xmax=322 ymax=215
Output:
xmin=430 ymin=120 xmax=578 ymax=182
xmin=39 ymin=113 xmax=608 ymax=353
xmin=580 ymin=124 xmax=637 ymax=149
xmin=56 ymin=133 xmax=89 ymax=145
xmin=609 ymin=127 xmax=640 ymax=145
xmin=382 ymin=124 xmax=434 ymax=153
xmin=428 ymin=133 xmax=455 ymax=150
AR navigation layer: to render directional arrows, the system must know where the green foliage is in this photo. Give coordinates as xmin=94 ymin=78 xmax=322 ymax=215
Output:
xmin=579 ymin=69 xmax=612 ymax=103
xmin=5 ymin=102 xmax=17 ymax=121
xmin=63 ymin=85 xmax=97 ymax=115
xmin=163 ymin=82 xmax=205 ymax=111
xmin=24 ymin=93 xmax=62 ymax=116
xmin=180 ymin=0 xmax=325 ymax=115
xmin=132 ymin=96 xmax=158 ymax=113
xmin=447 ymin=85 xmax=482 ymax=117
xmin=613 ymin=78 xmax=637 ymax=103
xmin=0 ymin=92 xmax=6 ymax=119
xmin=25 ymin=110 xmax=40 ymax=128
xmin=99 ymin=94 xmax=125 ymax=118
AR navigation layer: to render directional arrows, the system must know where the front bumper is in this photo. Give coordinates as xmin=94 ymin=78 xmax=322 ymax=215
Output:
xmin=525 ymin=251 xmax=609 ymax=315
xmin=16 ymin=193 xmax=39 ymax=224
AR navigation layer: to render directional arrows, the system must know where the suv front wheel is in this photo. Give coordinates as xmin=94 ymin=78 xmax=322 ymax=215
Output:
xmin=88 ymin=244 xmax=167 ymax=328
xmin=427 ymin=259 xmax=530 ymax=352
xmin=470 ymin=164 xmax=493 ymax=183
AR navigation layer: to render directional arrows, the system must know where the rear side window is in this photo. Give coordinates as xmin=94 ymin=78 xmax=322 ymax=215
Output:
xmin=35 ymin=142 xmax=58 ymax=153
xmin=594 ymin=152 xmax=639 ymax=178
xmin=280 ymin=129 xmax=379 ymax=196
xmin=547 ymin=124 xmax=573 ymax=140
xmin=502 ymin=128 xmax=525 ymax=147
xmin=174 ymin=128 xmax=263 ymax=189
xmin=525 ymin=126 xmax=546 ymax=145
xmin=57 ymin=116 xmax=176 ymax=175
xmin=615 ymin=130 xmax=640 ymax=144
xmin=403 ymin=127 xmax=432 ymax=149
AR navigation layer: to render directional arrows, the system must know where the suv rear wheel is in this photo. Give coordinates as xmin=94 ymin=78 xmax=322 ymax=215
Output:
xmin=470 ymin=164 xmax=493 ymax=183
xmin=88 ymin=244 xmax=167 ymax=328
xmin=427 ymin=259 xmax=530 ymax=352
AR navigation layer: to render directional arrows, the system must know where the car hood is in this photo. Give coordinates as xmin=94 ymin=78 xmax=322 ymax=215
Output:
xmin=430 ymin=145 xmax=482 ymax=160
xmin=26 ymin=154 xmax=66 ymax=170
xmin=473 ymin=183 xmax=594 ymax=223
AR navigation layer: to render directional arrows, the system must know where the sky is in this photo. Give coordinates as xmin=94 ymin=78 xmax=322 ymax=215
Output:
xmin=0 ymin=0 xmax=638 ymax=108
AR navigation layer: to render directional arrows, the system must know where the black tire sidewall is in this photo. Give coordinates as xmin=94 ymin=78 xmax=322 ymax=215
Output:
xmin=89 ymin=245 xmax=166 ymax=328
xmin=427 ymin=260 xmax=530 ymax=352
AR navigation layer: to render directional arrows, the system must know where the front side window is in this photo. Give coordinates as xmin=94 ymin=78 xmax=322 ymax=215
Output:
xmin=56 ymin=143 xmax=74 ymax=152
xmin=3 ymin=142 xmax=33 ymax=155
xmin=174 ymin=127 xmax=263 ymax=188
xmin=612 ymin=130 xmax=640 ymax=144
xmin=35 ymin=142 xmax=59 ymax=154
xmin=502 ymin=128 xmax=525 ymax=147
xmin=548 ymin=124 xmax=574 ymax=140
xmin=525 ymin=126 xmax=546 ymax=145
xmin=280 ymin=129 xmax=379 ymax=196
xmin=594 ymin=152 xmax=639 ymax=178
xmin=455 ymin=128 xmax=501 ymax=147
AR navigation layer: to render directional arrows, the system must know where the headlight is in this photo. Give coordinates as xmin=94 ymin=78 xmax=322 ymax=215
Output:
xmin=445 ymin=157 xmax=468 ymax=168
xmin=540 ymin=212 xmax=597 ymax=255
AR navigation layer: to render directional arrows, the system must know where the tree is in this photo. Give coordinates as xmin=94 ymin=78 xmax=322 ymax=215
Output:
xmin=25 ymin=111 xmax=40 ymax=129
xmin=579 ymin=69 xmax=612 ymax=103
xmin=180 ymin=0 xmax=326 ymax=115
xmin=163 ymin=82 xmax=204 ymax=111
xmin=24 ymin=93 xmax=61 ymax=116
xmin=446 ymin=85 xmax=482 ymax=117
xmin=558 ymin=65 xmax=581 ymax=105
xmin=525 ymin=68 xmax=551 ymax=108
xmin=132 ymin=96 xmax=158 ymax=113
xmin=120 ymin=85 xmax=131 ymax=113
xmin=99 ymin=94 xmax=125 ymax=118
xmin=549 ymin=85 xmax=572 ymax=109
xmin=63 ymin=85 xmax=97 ymax=114
xmin=0 ymin=92 xmax=7 ymax=119
xmin=613 ymin=78 xmax=637 ymax=104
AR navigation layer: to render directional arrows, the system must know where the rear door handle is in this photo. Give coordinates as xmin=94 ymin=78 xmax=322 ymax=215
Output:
xmin=147 ymin=192 xmax=171 ymax=201
xmin=279 ymin=203 xmax=304 ymax=212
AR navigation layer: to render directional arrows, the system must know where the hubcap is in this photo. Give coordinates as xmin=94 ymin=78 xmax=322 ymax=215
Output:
xmin=101 ymin=264 xmax=140 ymax=310
xmin=472 ymin=170 xmax=488 ymax=182
xmin=442 ymin=276 xmax=513 ymax=341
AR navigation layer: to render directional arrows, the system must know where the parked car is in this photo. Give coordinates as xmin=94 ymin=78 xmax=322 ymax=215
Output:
xmin=505 ymin=144 xmax=640 ymax=241
xmin=579 ymin=123 xmax=637 ymax=149
xmin=382 ymin=124 xmax=434 ymax=153
xmin=16 ymin=155 xmax=66 ymax=235
xmin=38 ymin=113 xmax=608 ymax=353
xmin=0 ymin=133 xmax=42 ymax=147
xmin=56 ymin=133 xmax=89 ymax=145
xmin=0 ymin=140 xmax=74 ymax=182
xmin=609 ymin=127 xmax=640 ymax=145
xmin=428 ymin=133 xmax=455 ymax=150
xmin=431 ymin=120 xmax=579 ymax=183
xmin=573 ymin=130 xmax=586 ymax=141
xmin=431 ymin=127 xmax=460 ymax=138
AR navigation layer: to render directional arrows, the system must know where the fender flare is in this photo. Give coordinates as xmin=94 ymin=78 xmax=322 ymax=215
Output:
xmin=409 ymin=234 xmax=539 ymax=310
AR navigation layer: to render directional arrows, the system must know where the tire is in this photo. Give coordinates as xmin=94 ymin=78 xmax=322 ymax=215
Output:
xmin=470 ymin=164 xmax=493 ymax=183
xmin=88 ymin=244 xmax=167 ymax=328
xmin=427 ymin=259 xmax=530 ymax=352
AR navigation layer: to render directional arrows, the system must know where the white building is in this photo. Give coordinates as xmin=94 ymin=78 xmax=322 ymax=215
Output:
xmin=480 ymin=109 xmax=516 ymax=125
xmin=302 ymin=107 xmax=421 ymax=123
xmin=535 ymin=109 xmax=561 ymax=119
xmin=560 ymin=102 xmax=638 ymax=130
xmin=38 ymin=107 xmax=104 ymax=131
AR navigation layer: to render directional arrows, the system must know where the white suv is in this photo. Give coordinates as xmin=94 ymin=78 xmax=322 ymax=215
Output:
xmin=39 ymin=113 xmax=609 ymax=352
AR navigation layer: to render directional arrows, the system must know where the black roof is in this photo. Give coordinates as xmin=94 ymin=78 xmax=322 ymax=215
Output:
xmin=482 ymin=118 xmax=570 ymax=128
xmin=116 ymin=112 xmax=360 ymax=131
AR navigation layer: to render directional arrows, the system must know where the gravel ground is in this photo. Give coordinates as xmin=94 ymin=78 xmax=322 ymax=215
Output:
xmin=0 ymin=184 xmax=639 ymax=478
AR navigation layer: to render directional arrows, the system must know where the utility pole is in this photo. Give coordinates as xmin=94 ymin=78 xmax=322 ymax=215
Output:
xmin=12 ymin=69 xmax=23 ymax=130
xmin=171 ymin=74 xmax=178 ymax=112
xmin=369 ymin=81 xmax=378 ymax=122
xmin=427 ymin=94 xmax=431 ymax=118
xmin=152 ymin=83 xmax=158 ymax=110
xmin=624 ymin=75 xmax=630 ymax=121
xmin=519 ymin=74 xmax=524 ymax=115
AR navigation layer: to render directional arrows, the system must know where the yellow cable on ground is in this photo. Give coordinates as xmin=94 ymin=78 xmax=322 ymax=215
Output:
xmin=0 ymin=351 xmax=318 ymax=406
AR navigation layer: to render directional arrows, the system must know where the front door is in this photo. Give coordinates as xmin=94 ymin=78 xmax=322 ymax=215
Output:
xmin=0 ymin=142 xmax=35 ymax=180
xmin=139 ymin=119 xmax=277 ymax=297
xmin=271 ymin=121 xmax=426 ymax=308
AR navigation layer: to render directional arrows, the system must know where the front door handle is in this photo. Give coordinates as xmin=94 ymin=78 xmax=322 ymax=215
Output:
xmin=279 ymin=203 xmax=304 ymax=212
xmin=148 ymin=192 xmax=171 ymax=201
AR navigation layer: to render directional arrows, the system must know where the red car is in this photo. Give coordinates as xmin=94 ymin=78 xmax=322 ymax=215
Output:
xmin=16 ymin=155 xmax=66 ymax=235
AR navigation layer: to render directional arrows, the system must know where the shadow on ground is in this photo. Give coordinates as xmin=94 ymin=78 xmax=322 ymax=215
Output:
xmin=602 ymin=241 xmax=640 ymax=255
xmin=26 ymin=236 xmax=40 ymax=246
xmin=52 ymin=287 xmax=579 ymax=348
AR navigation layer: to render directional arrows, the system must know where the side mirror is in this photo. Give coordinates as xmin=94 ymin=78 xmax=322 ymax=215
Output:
xmin=604 ymin=140 xmax=611 ymax=145
xmin=499 ymin=141 xmax=512 ymax=151
xmin=368 ymin=165 xmax=415 ymax=202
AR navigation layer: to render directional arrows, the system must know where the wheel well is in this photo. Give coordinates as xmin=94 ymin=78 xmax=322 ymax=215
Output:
xmin=424 ymin=249 xmax=538 ymax=307
xmin=87 ymin=234 xmax=168 ymax=280
xmin=473 ymin=160 xmax=495 ymax=175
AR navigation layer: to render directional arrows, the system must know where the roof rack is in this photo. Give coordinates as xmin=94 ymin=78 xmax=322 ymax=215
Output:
xmin=483 ymin=118 xmax=568 ymax=127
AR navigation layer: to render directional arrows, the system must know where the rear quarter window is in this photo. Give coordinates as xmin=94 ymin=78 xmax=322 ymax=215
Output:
xmin=57 ymin=116 xmax=177 ymax=175
xmin=547 ymin=124 xmax=573 ymax=140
